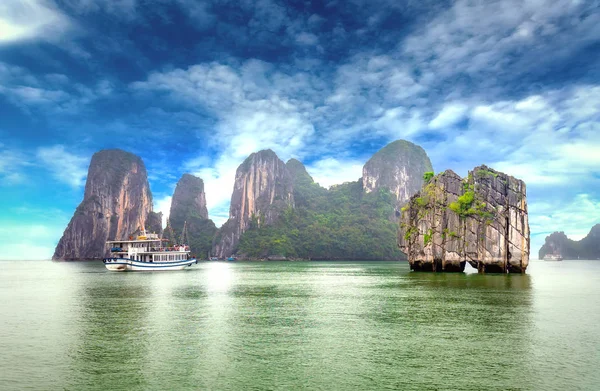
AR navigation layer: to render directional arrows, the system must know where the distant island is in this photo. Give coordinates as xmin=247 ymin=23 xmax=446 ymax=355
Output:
xmin=539 ymin=225 xmax=600 ymax=260
xmin=53 ymin=140 xmax=433 ymax=261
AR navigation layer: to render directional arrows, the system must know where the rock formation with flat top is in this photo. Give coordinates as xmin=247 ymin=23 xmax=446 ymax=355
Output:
xmin=398 ymin=165 xmax=529 ymax=273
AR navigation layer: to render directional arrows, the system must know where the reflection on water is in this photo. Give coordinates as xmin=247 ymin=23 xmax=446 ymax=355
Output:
xmin=0 ymin=260 xmax=599 ymax=390
xmin=204 ymin=261 xmax=235 ymax=294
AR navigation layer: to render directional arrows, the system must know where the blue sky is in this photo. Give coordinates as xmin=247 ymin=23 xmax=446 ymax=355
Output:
xmin=1 ymin=0 xmax=599 ymax=260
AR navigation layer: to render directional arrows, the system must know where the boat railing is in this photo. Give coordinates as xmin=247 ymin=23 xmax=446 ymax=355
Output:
xmin=149 ymin=246 xmax=190 ymax=252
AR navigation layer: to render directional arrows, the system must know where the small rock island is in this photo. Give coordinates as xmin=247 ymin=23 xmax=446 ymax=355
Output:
xmin=398 ymin=166 xmax=530 ymax=273
xmin=539 ymin=224 xmax=600 ymax=260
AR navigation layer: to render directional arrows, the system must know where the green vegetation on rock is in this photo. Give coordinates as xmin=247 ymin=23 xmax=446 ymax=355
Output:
xmin=449 ymin=190 xmax=475 ymax=217
xmin=423 ymin=171 xmax=434 ymax=182
xmin=168 ymin=174 xmax=217 ymax=258
xmin=475 ymin=168 xmax=498 ymax=178
xmin=448 ymin=180 xmax=495 ymax=220
xmin=415 ymin=196 xmax=428 ymax=207
xmin=442 ymin=228 xmax=460 ymax=239
xmin=423 ymin=229 xmax=433 ymax=246
xmin=237 ymin=166 xmax=405 ymax=260
xmin=403 ymin=225 xmax=419 ymax=241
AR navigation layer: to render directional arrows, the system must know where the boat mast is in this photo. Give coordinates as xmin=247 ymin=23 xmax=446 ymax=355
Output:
xmin=179 ymin=221 xmax=188 ymax=245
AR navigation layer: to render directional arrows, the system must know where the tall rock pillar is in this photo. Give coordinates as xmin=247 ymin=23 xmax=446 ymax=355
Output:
xmin=213 ymin=150 xmax=294 ymax=258
xmin=53 ymin=149 xmax=153 ymax=260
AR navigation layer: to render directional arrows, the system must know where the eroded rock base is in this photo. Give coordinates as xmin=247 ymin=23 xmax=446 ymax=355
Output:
xmin=410 ymin=260 xmax=466 ymax=272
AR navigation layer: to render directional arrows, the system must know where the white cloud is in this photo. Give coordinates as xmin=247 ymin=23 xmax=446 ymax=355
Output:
xmin=0 ymin=146 xmax=31 ymax=185
xmin=0 ymin=0 xmax=72 ymax=45
xmin=413 ymin=84 xmax=600 ymax=186
xmin=429 ymin=103 xmax=468 ymax=129
xmin=472 ymin=86 xmax=600 ymax=186
xmin=306 ymin=158 xmax=364 ymax=189
xmin=132 ymin=60 xmax=325 ymax=224
xmin=154 ymin=195 xmax=172 ymax=228
xmin=0 ymin=60 xmax=115 ymax=113
xmin=62 ymin=0 xmax=137 ymax=18
xmin=188 ymin=160 xmax=244 ymax=227
xmin=372 ymin=107 xmax=425 ymax=139
xmin=403 ymin=0 xmax=598 ymax=81
xmin=36 ymin=145 xmax=88 ymax=188
xmin=296 ymin=32 xmax=318 ymax=46
xmin=9 ymin=86 xmax=71 ymax=104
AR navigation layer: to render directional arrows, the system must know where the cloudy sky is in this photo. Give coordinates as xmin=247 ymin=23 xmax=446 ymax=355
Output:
xmin=1 ymin=0 xmax=599 ymax=260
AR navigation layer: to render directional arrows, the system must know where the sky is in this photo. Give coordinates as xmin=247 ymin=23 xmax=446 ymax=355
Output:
xmin=1 ymin=0 xmax=599 ymax=260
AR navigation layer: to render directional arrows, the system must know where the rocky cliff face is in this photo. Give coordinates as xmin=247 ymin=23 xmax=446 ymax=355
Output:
xmin=169 ymin=174 xmax=216 ymax=257
xmin=146 ymin=211 xmax=163 ymax=236
xmin=398 ymin=165 xmax=529 ymax=273
xmin=213 ymin=150 xmax=294 ymax=257
xmin=539 ymin=224 xmax=600 ymax=260
xmin=53 ymin=149 xmax=153 ymax=260
xmin=362 ymin=140 xmax=433 ymax=218
xmin=286 ymin=158 xmax=326 ymax=208
xmin=170 ymin=174 xmax=209 ymax=221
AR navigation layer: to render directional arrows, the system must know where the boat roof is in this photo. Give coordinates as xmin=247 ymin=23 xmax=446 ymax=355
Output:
xmin=107 ymin=239 xmax=168 ymax=244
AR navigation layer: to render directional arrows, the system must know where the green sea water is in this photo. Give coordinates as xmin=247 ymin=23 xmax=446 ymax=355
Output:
xmin=1 ymin=260 xmax=599 ymax=390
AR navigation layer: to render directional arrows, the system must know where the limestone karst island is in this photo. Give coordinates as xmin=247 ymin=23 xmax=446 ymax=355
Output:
xmin=398 ymin=167 xmax=529 ymax=273
xmin=52 ymin=140 xmax=530 ymax=273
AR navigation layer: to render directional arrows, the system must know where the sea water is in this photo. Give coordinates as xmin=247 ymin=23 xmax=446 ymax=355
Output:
xmin=1 ymin=260 xmax=599 ymax=390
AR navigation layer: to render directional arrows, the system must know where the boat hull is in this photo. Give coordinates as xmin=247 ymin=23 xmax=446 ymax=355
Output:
xmin=103 ymin=258 xmax=198 ymax=272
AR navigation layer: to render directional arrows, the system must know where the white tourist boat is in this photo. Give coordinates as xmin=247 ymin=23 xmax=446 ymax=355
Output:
xmin=102 ymin=223 xmax=197 ymax=271
xmin=543 ymin=253 xmax=563 ymax=261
